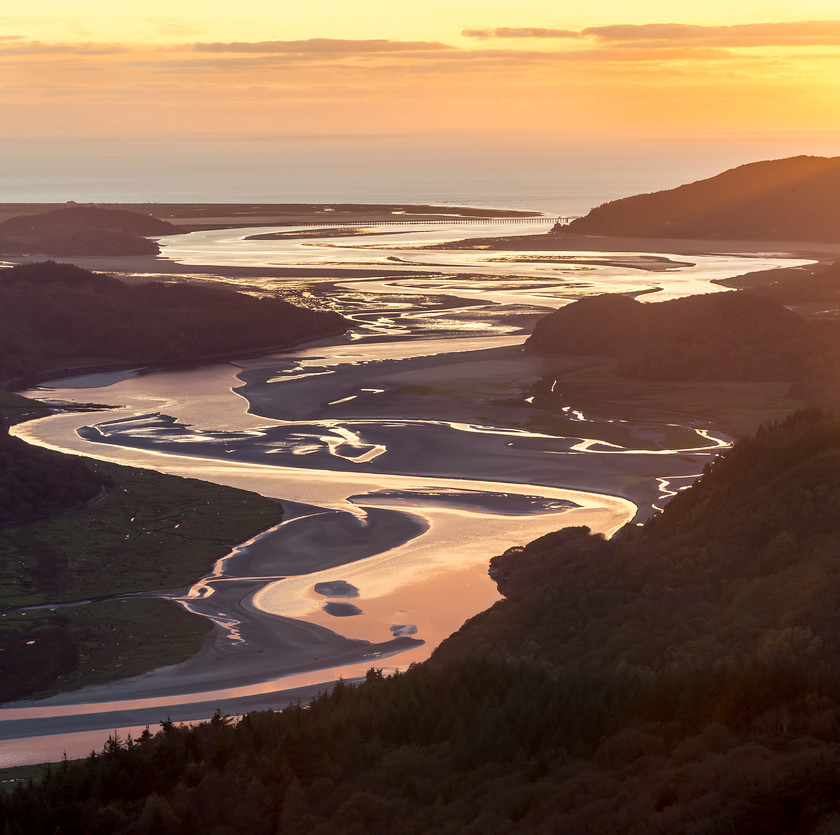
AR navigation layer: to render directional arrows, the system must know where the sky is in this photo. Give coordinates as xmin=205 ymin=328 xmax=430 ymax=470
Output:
xmin=3 ymin=1 xmax=840 ymax=137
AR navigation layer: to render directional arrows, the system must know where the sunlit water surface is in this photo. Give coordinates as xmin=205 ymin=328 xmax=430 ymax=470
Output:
xmin=0 ymin=219 xmax=811 ymax=764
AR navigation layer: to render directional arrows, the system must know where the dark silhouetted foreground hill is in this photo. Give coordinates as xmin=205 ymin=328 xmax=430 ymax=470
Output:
xmin=437 ymin=409 xmax=840 ymax=674
xmin=565 ymin=155 xmax=840 ymax=241
xmin=0 ymin=207 xmax=177 ymax=256
xmin=10 ymin=412 xmax=840 ymax=832
xmin=0 ymin=261 xmax=348 ymax=380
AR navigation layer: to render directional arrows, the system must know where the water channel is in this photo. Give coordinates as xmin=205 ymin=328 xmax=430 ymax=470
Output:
xmin=0 ymin=219 xmax=810 ymax=764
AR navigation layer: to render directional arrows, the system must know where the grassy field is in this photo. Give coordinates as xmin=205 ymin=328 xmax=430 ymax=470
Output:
xmin=0 ymin=459 xmax=283 ymax=607
xmin=1 ymin=599 xmax=219 ymax=702
xmin=0 ymin=422 xmax=284 ymax=701
xmin=0 ymin=763 xmax=56 ymax=795
xmin=0 ymin=389 xmax=51 ymax=424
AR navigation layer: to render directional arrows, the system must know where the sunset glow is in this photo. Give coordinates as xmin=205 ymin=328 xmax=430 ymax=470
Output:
xmin=3 ymin=2 xmax=840 ymax=135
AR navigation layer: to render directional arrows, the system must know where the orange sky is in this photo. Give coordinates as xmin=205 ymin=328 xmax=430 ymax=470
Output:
xmin=3 ymin=2 xmax=840 ymax=136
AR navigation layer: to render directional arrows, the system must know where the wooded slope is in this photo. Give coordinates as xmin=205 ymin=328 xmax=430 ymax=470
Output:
xmin=0 ymin=261 xmax=348 ymax=381
xmin=526 ymin=288 xmax=813 ymax=382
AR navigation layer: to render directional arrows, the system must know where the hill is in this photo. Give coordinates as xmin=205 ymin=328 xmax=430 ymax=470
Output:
xmin=0 ymin=229 xmax=162 ymax=257
xmin=0 ymin=428 xmax=108 ymax=526
xmin=0 ymin=206 xmax=178 ymax=256
xmin=436 ymin=409 xmax=840 ymax=673
xmin=750 ymin=259 xmax=840 ymax=306
xmin=0 ymin=261 xmax=349 ymax=381
xmin=526 ymin=289 xmax=813 ymax=382
xmin=9 ymin=412 xmax=840 ymax=832
xmin=565 ymin=156 xmax=840 ymax=241
xmin=0 ymin=206 xmax=176 ymax=238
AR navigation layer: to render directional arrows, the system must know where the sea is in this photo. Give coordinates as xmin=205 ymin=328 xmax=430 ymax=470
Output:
xmin=3 ymin=130 xmax=840 ymax=216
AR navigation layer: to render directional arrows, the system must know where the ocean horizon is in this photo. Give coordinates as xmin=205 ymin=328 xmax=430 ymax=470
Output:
xmin=3 ymin=130 xmax=840 ymax=215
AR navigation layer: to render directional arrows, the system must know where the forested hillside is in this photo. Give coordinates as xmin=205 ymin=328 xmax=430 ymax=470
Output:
xmin=526 ymin=288 xmax=815 ymax=382
xmin=9 ymin=411 xmax=840 ymax=832
xmin=0 ymin=261 xmax=349 ymax=381
xmin=564 ymin=155 xmax=840 ymax=241
xmin=0 ymin=429 xmax=109 ymax=526
xmin=437 ymin=409 xmax=840 ymax=672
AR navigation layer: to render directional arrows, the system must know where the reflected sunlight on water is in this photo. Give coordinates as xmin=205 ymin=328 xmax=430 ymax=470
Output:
xmin=2 ymin=213 xmax=809 ymax=764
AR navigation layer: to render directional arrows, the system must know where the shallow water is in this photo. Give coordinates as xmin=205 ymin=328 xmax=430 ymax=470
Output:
xmin=0 ymin=219 xmax=810 ymax=764
xmin=158 ymin=220 xmax=808 ymax=304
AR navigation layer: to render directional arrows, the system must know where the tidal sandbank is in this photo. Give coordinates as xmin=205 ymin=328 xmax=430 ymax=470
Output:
xmin=424 ymin=230 xmax=840 ymax=260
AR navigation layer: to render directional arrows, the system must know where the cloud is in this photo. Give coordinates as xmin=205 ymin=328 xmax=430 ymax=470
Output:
xmin=192 ymin=38 xmax=454 ymax=55
xmin=461 ymin=27 xmax=578 ymax=40
xmin=128 ymin=45 xmax=764 ymax=82
xmin=460 ymin=21 xmax=840 ymax=48
xmin=0 ymin=40 xmax=128 ymax=55
xmin=583 ymin=21 xmax=840 ymax=47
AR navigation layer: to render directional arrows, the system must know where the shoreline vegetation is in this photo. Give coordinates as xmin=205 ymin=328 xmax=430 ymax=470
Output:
xmin=0 ymin=387 xmax=287 ymax=703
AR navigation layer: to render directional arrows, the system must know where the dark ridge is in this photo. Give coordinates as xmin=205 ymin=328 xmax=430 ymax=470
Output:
xmin=565 ymin=155 xmax=840 ymax=241
xmin=0 ymin=428 xmax=108 ymax=526
xmin=0 ymin=230 xmax=162 ymax=257
xmin=436 ymin=409 xmax=840 ymax=675
xmin=526 ymin=289 xmax=810 ymax=382
xmin=0 ymin=206 xmax=178 ymax=257
xmin=0 ymin=206 xmax=177 ymax=238
xmin=750 ymin=259 xmax=840 ymax=305
xmin=0 ymin=261 xmax=349 ymax=381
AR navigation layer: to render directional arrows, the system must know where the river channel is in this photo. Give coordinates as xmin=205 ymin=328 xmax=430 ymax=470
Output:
xmin=0 ymin=219 xmax=810 ymax=764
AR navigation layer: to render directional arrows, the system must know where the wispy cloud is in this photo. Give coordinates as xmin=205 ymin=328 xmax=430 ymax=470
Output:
xmin=462 ymin=21 xmax=840 ymax=48
xmin=584 ymin=21 xmax=840 ymax=47
xmin=192 ymin=38 xmax=454 ymax=55
xmin=0 ymin=40 xmax=128 ymax=55
xmin=127 ymin=44 xmax=753 ymax=78
xmin=461 ymin=28 xmax=578 ymax=40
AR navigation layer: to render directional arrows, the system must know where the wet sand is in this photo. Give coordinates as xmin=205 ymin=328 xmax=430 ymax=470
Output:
xmin=426 ymin=230 xmax=840 ymax=260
